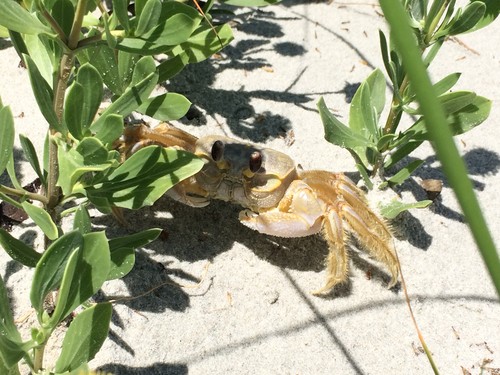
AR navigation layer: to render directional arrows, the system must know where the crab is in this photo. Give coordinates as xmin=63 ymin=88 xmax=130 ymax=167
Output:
xmin=120 ymin=123 xmax=399 ymax=295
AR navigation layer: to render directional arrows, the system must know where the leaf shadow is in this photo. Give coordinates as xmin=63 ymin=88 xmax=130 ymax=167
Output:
xmin=391 ymin=147 xmax=500 ymax=224
xmin=97 ymin=362 xmax=188 ymax=375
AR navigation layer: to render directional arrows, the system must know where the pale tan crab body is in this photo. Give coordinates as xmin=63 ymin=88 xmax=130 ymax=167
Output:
xmin=121 ymin=123 xmax=399 ymax=295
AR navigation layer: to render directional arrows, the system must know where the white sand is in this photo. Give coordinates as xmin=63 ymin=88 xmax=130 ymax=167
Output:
xmin=1 ymin=2 xmax=499 ymax=374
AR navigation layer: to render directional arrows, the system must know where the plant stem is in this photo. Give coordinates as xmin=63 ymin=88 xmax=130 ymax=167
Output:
xmin=33 ymin=343 xmax=46 ymax=373
xmin=0 ymin=185 xmax=49 ymax=205
xmin=68 ymin=0 xmax=88 ymax=49
xmin=45 ymin=0 xmax=88 ymax=214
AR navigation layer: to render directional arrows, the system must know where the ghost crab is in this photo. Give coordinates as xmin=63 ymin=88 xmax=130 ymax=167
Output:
xmin=120 ymin=123 xmax=399 ymax=295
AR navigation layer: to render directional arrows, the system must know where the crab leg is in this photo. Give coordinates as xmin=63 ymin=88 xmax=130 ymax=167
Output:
xmin=313 ymin=208 xmax=349 ymax=295
xmin=340 ymin=203 xmax=399 ymax=288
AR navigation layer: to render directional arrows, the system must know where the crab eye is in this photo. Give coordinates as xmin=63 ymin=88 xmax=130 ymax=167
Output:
xmin=211 ymin=140 xmax=224 ymax=161
xmin=249 ymin=151 xmax=262 ymax=173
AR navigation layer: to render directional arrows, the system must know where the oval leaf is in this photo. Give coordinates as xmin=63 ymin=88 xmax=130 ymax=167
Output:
xmin=76 ymin=63 xmax=103 ymax=130
xmin=439 ymin=91 xmax=477 ymax=114
xmin=0 ymin=0 xmax=53 ymax=35
xmin=49 ymin=232 xmax=111 ymax=327
xmin=64 ymin=81 xmax=85 ymax=139
xmin=0 ymin=228 xmax=41 ymax=267
xmin=449 ymin=2 xmax=486 ymax=35
xmin=86 ymin=146 xmax=203 ymax=210
xmin=0 ymin=275 xmax=26 ymax=368
xmin=73 ymin=204 xmax=91 ymax=234
xmin=54 ymin=303 xmax=112 ymax=373
xmin=94 ymin=114 xmax=124 ymax=144
xmin=30 ymin=231 xmax=84 ymax=315
xmin=90 ymin=71 xmax=158 ymax=135
xmin=380 ymin=199 xmax=432 ymax=219
xmin=107 ymin=246 xmax=135 ymax=280
xmin=136 ymin=93 xmax=191 ymax=121
xmin=180 ymin=24 xmax=234 ymax=63
xmin=21 ymin=202 xmax=58 ymax=240
xmin=0 ymin=105 xmax=15 ymax=176
xmin=318 ymin=97 xmax=371 ymax=149
xmin=135 ymin=0 xmax=162 ymax=36
xmin=19 ymin=134 xmax=45 ymax=186
xmin=24 ymin=55 xmax=61 ymax=133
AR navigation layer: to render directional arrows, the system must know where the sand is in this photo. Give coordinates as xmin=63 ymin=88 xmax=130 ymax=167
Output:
xmin=1 ymin=1 xmax=499 ymax=374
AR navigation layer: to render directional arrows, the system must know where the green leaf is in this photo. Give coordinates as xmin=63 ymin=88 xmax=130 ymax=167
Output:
xmin=433 ymin=72 xmax=461 ymax=96
xmin=24 ymin=55 xmax=61 ymax=133
xmin=422 ymin=37 xmax=444 ymax=66
xmin=107 ymin=247 xmax=135 ymax=280
xmin=380 ymin=159 xmax=424 ymax=188
xmin=0 ymin=228 xmax=41 ymax=267
xmin=0 ymin=0 xmax=53 ymax=35
xmin=108 ymin=228 xmax=161 ymax=249
xmin=130 ymin=56 xmax=156 ymax=87
xmin=111 ymin=0 xmax=129 ymax=32
xmin=19 ymin=134 xmax=45 ymax=186
xmin=349 ymin=82 xmax=375 ymax=137
xmin=76 ymin=63 xmax=103 ymax=131
xmin=21 ymin=202 xmax=58 ymax=240
xmin=64 ymin=81 xmax=85 ymax=139
xmin=379 ymin=199 xmax=432 ymax=219
xmin=349 ymin=70 xmax=383 ymax=140
xmin=0 ymin=105 xmax=15 ymax=176
xmin=220 ymin=0 xmax=280 ymax=5
xmin=49 ymin=232 xmax=111 ymax=327
xmin=8 ymin=30 xmax=29 ymax=61
xmin=117 ymin=51 xmax=138 ymax=89
xmin=86 ymin=146 xmax=203 ymax=210
xmin=439 ymin=90 xmax=477 ymax=114
xmin=384 ymin=140 xmax=423 ymax=170
xmin=157 ymin=52 xmax=189 ymax=83
xmin=51 ymin=0 xmax=74 ymax=37
xmin=78 ymin=45 xmax=122 ymax=95
xmin=449 ymin=2 xmax=486 ymax=35
xmin=5 ymin=156 xmax=22 ymax=190
xmin=54 ymin=303 xmax=112 ymax=373
xmin=180 ymin=24 xmax=234 ymax=63
xmin=23 ymin=34 xmax=58 ymax=88
xmin=135 ymin=0 xmax=162 ymax=36
xmin=318 ymin=97 xmax=375 ymax=168
xmin=73 ymin=204 xmax=91 ymax=234
xmin=57 ymin=138 xmax=118 ymax=195
xmin=408 ymin=0 xmax=427 ymax=21
xmin=448 ymin=95 xmax=491 ymax=135
xmin=30 ymin=231 xmax=83 ymax=316
xmin=116 ymin=13 xmax=200 ymax=54
xmin=318 ymin=97 xmax=371 ymax=149
xmin=0 ymin=275 xmax=26 ymax=369
xmin=94 ymin=114 xmax=124 ymax=144
xmin=365 ymin=68 xmax=386 ymax=119
xmin=0 ymin=275 xmax=22 ymax=341
xmin=134 ymin=0 xmax=147 ymax=19
xmin=355 ymin=163 xmax=373 ymax=190
xmin=90 ymin=71 xmax=158 ymax=135
xmin=407 ymin=96 xmax=491 ymax=141
xmin=379 ymin=30 xmax=395 ymax=85
xmin=137 ymin=93 xmax=192 ymax=121
xmin=470 ymin=0 xmax=500 ymax=31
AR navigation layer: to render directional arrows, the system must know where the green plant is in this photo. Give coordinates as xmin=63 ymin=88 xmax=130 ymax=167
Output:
xmin=0 ymin=0 xmax=274 ymax=372
xmin=318 ymin=0 xmax=499 ymax=217
xmin=318 ymin=1 xmax=500 ymax=372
